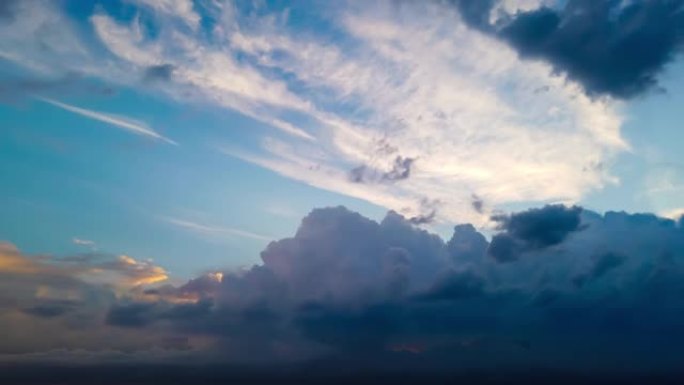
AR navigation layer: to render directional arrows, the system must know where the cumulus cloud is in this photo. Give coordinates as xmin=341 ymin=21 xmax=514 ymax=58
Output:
xmin=488 ymin=204 xmax=584 ymax=262
xmin=2 ymin=204 xmax=684 ymax=373
xmin=4 ymin=205 xmax=677 ymax=371
xmin=0 ymin=242 xmax=184 ymax=355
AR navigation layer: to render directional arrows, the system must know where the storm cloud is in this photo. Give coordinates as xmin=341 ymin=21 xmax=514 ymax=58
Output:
xmin=488 ymin=204 xmax=584 ymax=262
xmin=110 ymin=206 xmax=684 ymax=371
xmin=2 ymin=205 xmax=684 ymax=374
xmin=455 ymin=0 xmax=684 ymax=98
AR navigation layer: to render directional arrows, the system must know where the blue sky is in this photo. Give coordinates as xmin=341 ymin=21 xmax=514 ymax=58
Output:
xmin=1 ymin=0 xmax=683 ymax=281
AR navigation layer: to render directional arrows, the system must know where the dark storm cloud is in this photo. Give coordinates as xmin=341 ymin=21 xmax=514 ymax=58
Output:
xmin=106 ymin=302 xmax=157 ymax=328
xmin=21 ymin=301 xmax=76 ymax=319
xmin=571 ymin=252 xmax=626 ymax=288
xmin=487 ymin=233 xmax=521 ymax=263
xmin=453 ymin=0 xmax=684 ymax=99
xmin=4 ymin=205 xmax=684 ymax=375
xmin=446 ymin=223 xmax=488 ymax=263
xmin=416 ymin=269 xmax=485 ymax=301
xmin=89 ymin=205 xmax=684 ymax=371
xmin=489 ymin=205 xmax=583 ymax=262
xmin=500 ymin=0 xmax=684 ymax=98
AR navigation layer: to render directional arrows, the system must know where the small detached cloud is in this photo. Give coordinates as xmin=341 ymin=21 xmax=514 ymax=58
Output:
xmin=163 ymin=217 xmax=272 ymax=241
xmin=72 ymin=238 xmax=96 ymax=249
xmin=350 ymin=156 xmax=416 ymax=184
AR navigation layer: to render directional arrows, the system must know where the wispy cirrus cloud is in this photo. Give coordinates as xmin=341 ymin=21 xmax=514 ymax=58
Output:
xmin=72 ymin=237 xmax=96 ymax=249
xmin=163 ymin=217 xmax=271 ymax=241
xmin=39 ymin=97 xmax=177 ymax=145
xmin=0 ymin=0 xmax=632 ymax=225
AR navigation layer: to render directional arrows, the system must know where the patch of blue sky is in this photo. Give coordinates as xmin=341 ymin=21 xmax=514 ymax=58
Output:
xmin=0 ymin=76 xmax=387 ymax=277
xmin=583 ymin=61 xmax=684 ymax=217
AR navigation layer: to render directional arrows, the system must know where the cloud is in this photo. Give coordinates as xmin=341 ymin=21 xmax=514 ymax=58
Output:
xmin=488 ymin=205 xmax=583 ymax=262
xmin=163 ymin=217 xmax=271 ymax=241
xmin=0 ymin=241 xmax=181 ymax=355
xmin=458 ymin=0 xmax=684 ymax=98
xmin=0 ymin=0 xmax=17 ymax=20
xmin=54 ymin=205 xmax=684 ymax=370
xmin=0 ymin=242 xmax=169 ymax=291
xmin=3 ymin=204 xmax=684 ymax=373
xmin=416 ymin=269 xmax=485 ymax=301
xmin=350 ymin=156 xmax=416 ymax=184
xmin=39 ymin=98 xmax=177 ymax=145
xmin=471 ymin=194 xmax=485 ymax=214
xmin=1 ymin=0 xmax=628 ymax=225
xmin=131 ymin=0 xmax=201 ymax=30
xmin=572 ymin=251 xmax=626 ymax=288
xmin=72 ymin=238 xmax=96 ymax=248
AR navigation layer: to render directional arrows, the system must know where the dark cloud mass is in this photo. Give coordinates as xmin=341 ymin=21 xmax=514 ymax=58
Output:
xmin=455 ymin=0 xmax=684 ymax=98
xmin=2 ymin=205 xmax=684 ymax=380
xmin=488 ymin=205 xmax=583 ymax=262
xmin=496 ymin=204 xmax=583 ymax=245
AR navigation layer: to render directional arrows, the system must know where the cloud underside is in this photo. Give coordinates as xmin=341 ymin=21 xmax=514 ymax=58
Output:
xmin=0 ymin=0 xmax=631 ymax=224
xmin=475 ymin=0 xmax=684 ymax=99
xmin=2 ymin=205 xmax=684 ymax=373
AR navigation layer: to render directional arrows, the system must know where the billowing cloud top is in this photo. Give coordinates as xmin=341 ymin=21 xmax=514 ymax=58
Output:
xmin=1 ymin=205 xmax=684 ymax=379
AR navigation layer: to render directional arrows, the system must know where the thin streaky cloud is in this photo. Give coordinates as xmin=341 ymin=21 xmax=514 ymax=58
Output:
xmin=39 ymin=97 xmax=177 ymax=145
xmin=163 ymin=217 xmax=272 ymax=241
xmin=72 ymin=237 xmax=96 ymax=247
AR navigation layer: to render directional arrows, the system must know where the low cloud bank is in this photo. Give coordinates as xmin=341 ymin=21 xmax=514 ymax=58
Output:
xmin=2 ymin=205 xmax=684 ymax=373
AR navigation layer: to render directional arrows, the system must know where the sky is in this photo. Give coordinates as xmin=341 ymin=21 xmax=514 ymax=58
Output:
xmin=1 ymin=0 xmax=684 ymax=383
